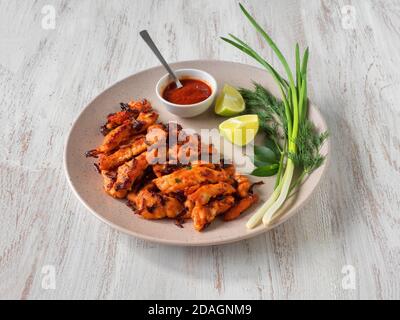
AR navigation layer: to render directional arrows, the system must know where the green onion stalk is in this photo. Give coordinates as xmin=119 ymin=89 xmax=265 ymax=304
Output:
xmin=221 ymin=3 xmax=311 ymax=228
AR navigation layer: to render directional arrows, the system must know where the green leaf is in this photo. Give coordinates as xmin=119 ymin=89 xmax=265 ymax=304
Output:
xmin=238 ymin=3 xmax=296 ymax=90
xmin=301 ymin=47 xmax=309 ymax=76
xmin=221 ymin=36 xmax=289 ymax=96
xmin=253 ymin=155 xmax=275 ymax=168
xmin=251 ymin=164 xmax=279 ymax=177
xmin=295 ymin=43 xmax=301 ymax=91
xmin=264 ymin=139 xmax=280 ymax=156
xmin=228 ymin=34 xmax=288 ymax=90
xmin=254 ymin=145 xmax=278 ymax=163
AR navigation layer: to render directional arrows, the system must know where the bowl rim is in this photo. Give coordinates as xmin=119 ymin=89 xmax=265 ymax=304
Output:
xmin=155 ymin=68 xmax=218 ymax=108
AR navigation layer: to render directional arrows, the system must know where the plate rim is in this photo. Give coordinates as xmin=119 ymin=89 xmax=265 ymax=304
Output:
xmin=64 ymin=59 xmax=331 ymax=246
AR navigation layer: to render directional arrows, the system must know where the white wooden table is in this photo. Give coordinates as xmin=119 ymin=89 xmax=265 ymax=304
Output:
xmin=1 ymin=0 xmax=399 ymax=300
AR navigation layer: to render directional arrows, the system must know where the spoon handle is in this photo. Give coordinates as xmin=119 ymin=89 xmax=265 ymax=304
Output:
xmin=140 ymin=30 xmax=182 ymax=88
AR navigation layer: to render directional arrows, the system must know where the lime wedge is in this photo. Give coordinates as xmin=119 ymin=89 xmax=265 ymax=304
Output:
xmin=219 ymin=115 xmax=259 ymax=146
xmin=215 ymin=84 xmax=245 ymax=116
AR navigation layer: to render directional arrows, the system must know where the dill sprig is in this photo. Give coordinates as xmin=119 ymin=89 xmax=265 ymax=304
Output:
xmin=239 ymin=83 xmax=288 ymax=144
xmin=241 ymin=83 xmax=328 ymax=189
xmin=289 ymin=120 xmax=328 ymax=174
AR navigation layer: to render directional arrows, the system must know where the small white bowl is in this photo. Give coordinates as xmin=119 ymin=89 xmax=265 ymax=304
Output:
xmin=155 ymin=68 xmax=218 ymax=118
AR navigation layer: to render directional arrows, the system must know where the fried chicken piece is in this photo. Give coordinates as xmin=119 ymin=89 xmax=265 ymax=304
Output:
xmin=128 ymin=99 xmax=152 ymax=114
xmin=187 ymin=182 xmax=236 ymax=205
xmin=190 ymin=160 xmax=216 ymax=169
xmin=146 ymin=122 xmax=183 ymax=146
xmin=152 ymin=163 xmax=181 ymax=177
xmin=128 ymin=166 xmax=157 ymax=195
xmin=98 ymin=135 xmax=147 ymax=170
xmin=130 ymin=183 xmax=184 ymax=219
xmin=126 ymin=191 xmax=137 ymax=203
xmin=104 ymin=110 xmax=136 ymax=131
xmin=101 ymin=170 xmax=127 ymax=199
xmin=152 ymin=164 xmax=168 ymax=178
xmin=87 ymin=111 xmax=158 ymax=158
xmin=114 ymin=153 xmax=149 ymax=192
xmin=184 ymin=198 xmax=195 ymax=214
xmin=184 ymin=182 xmax=236 ymax=225
xmin=184 ymin=184 xmax=203 ymax=196
xmin=141 ymin=196 xmax=184 ymax=219
xmin=235 ymin=173 xmax=252 ymax=198
xmin=86 ymin=121 xmax=135 ymax=157
xmin=222 ymin=163 xmax=235 ymax=177
xmin=136 ymin=111 xmax=159 ymax=133
xmin=153 ymin=166 xmax=231 ymax=194
xmin=101 ymin=100 xmax=152 ymax=134
xmin=145 ymin=124 xmax=167 ymax=145
xmin=192 ymin=196 xmax=235 ymax=231
xmin=223 ymin=194 xmax=259 ymax=221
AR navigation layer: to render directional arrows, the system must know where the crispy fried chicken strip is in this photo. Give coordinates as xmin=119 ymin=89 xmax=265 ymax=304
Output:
xmin=192 ymin=196 xmax=235 ymax=231
xmin=184 ymin=198 xmax=195 ymax=214
xmin=184 ymin=182 xmax=236 ymax=225
xmin=128 ymin=99 xmax=152 ymax=114
xmin=235 ymin=173 xmax=252 ymax=198
xmin=101 ymin=170 xmax=127 ymax=199
xmin=104 ymin=100 xmax=153 ymax=131
xmin=184 ymin=184 xmax=202 ymax=196
xmin=222 ymin=163 xmax=235 ymax=177
xmin=190 ymin=160 xmax=216 ymax=169
xmin=104 ymin=110 xmax=135 ymax=131
xmin=86 ymin=121 xmax=135 ymax=157
xmin=187 ymin=182 xmax=236 ymax=205
xmin=223 ymin=194 xmax=259 ymax=221
xmin=152 ymin=164 xmax=182 ymax=177
xmin=145 ymin=124 xmax=167 ymax=145
xmin=87 ymin=111 xmax=157 ymax=158
xmin=129 ymin=183 xmax=184 ymax=219
xmin=153 ymin=166 xmax=231 ymax=194
xmin=114 ymin=153 xmax=149 ymax=192
xmin=152 ymin=164 xmax=168 ymax=178
xmin=136 ymin=111 xmax=159 ymax=133
xmin=98 ymin=135 xmax=147 ymax=170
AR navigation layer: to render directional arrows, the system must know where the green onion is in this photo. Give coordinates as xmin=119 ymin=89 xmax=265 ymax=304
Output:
xmin=222 ymin=3 xmax=328 ymax=228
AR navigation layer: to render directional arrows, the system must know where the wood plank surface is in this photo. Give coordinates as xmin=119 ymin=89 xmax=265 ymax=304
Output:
xmin=0 ymin=0 xmax=399 ymax=299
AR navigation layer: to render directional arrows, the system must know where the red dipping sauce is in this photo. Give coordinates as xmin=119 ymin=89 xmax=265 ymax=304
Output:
xmin=162 ymin=79 xmax=212 ymax=105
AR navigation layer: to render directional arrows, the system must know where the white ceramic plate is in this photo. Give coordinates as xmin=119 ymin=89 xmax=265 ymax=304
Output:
xmin=64 ymin=60 xmax=329 ymax=246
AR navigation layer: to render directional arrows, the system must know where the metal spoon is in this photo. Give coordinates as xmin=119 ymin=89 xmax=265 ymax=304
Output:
xmin=140 ymin=30 xmax=183 ymax=89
